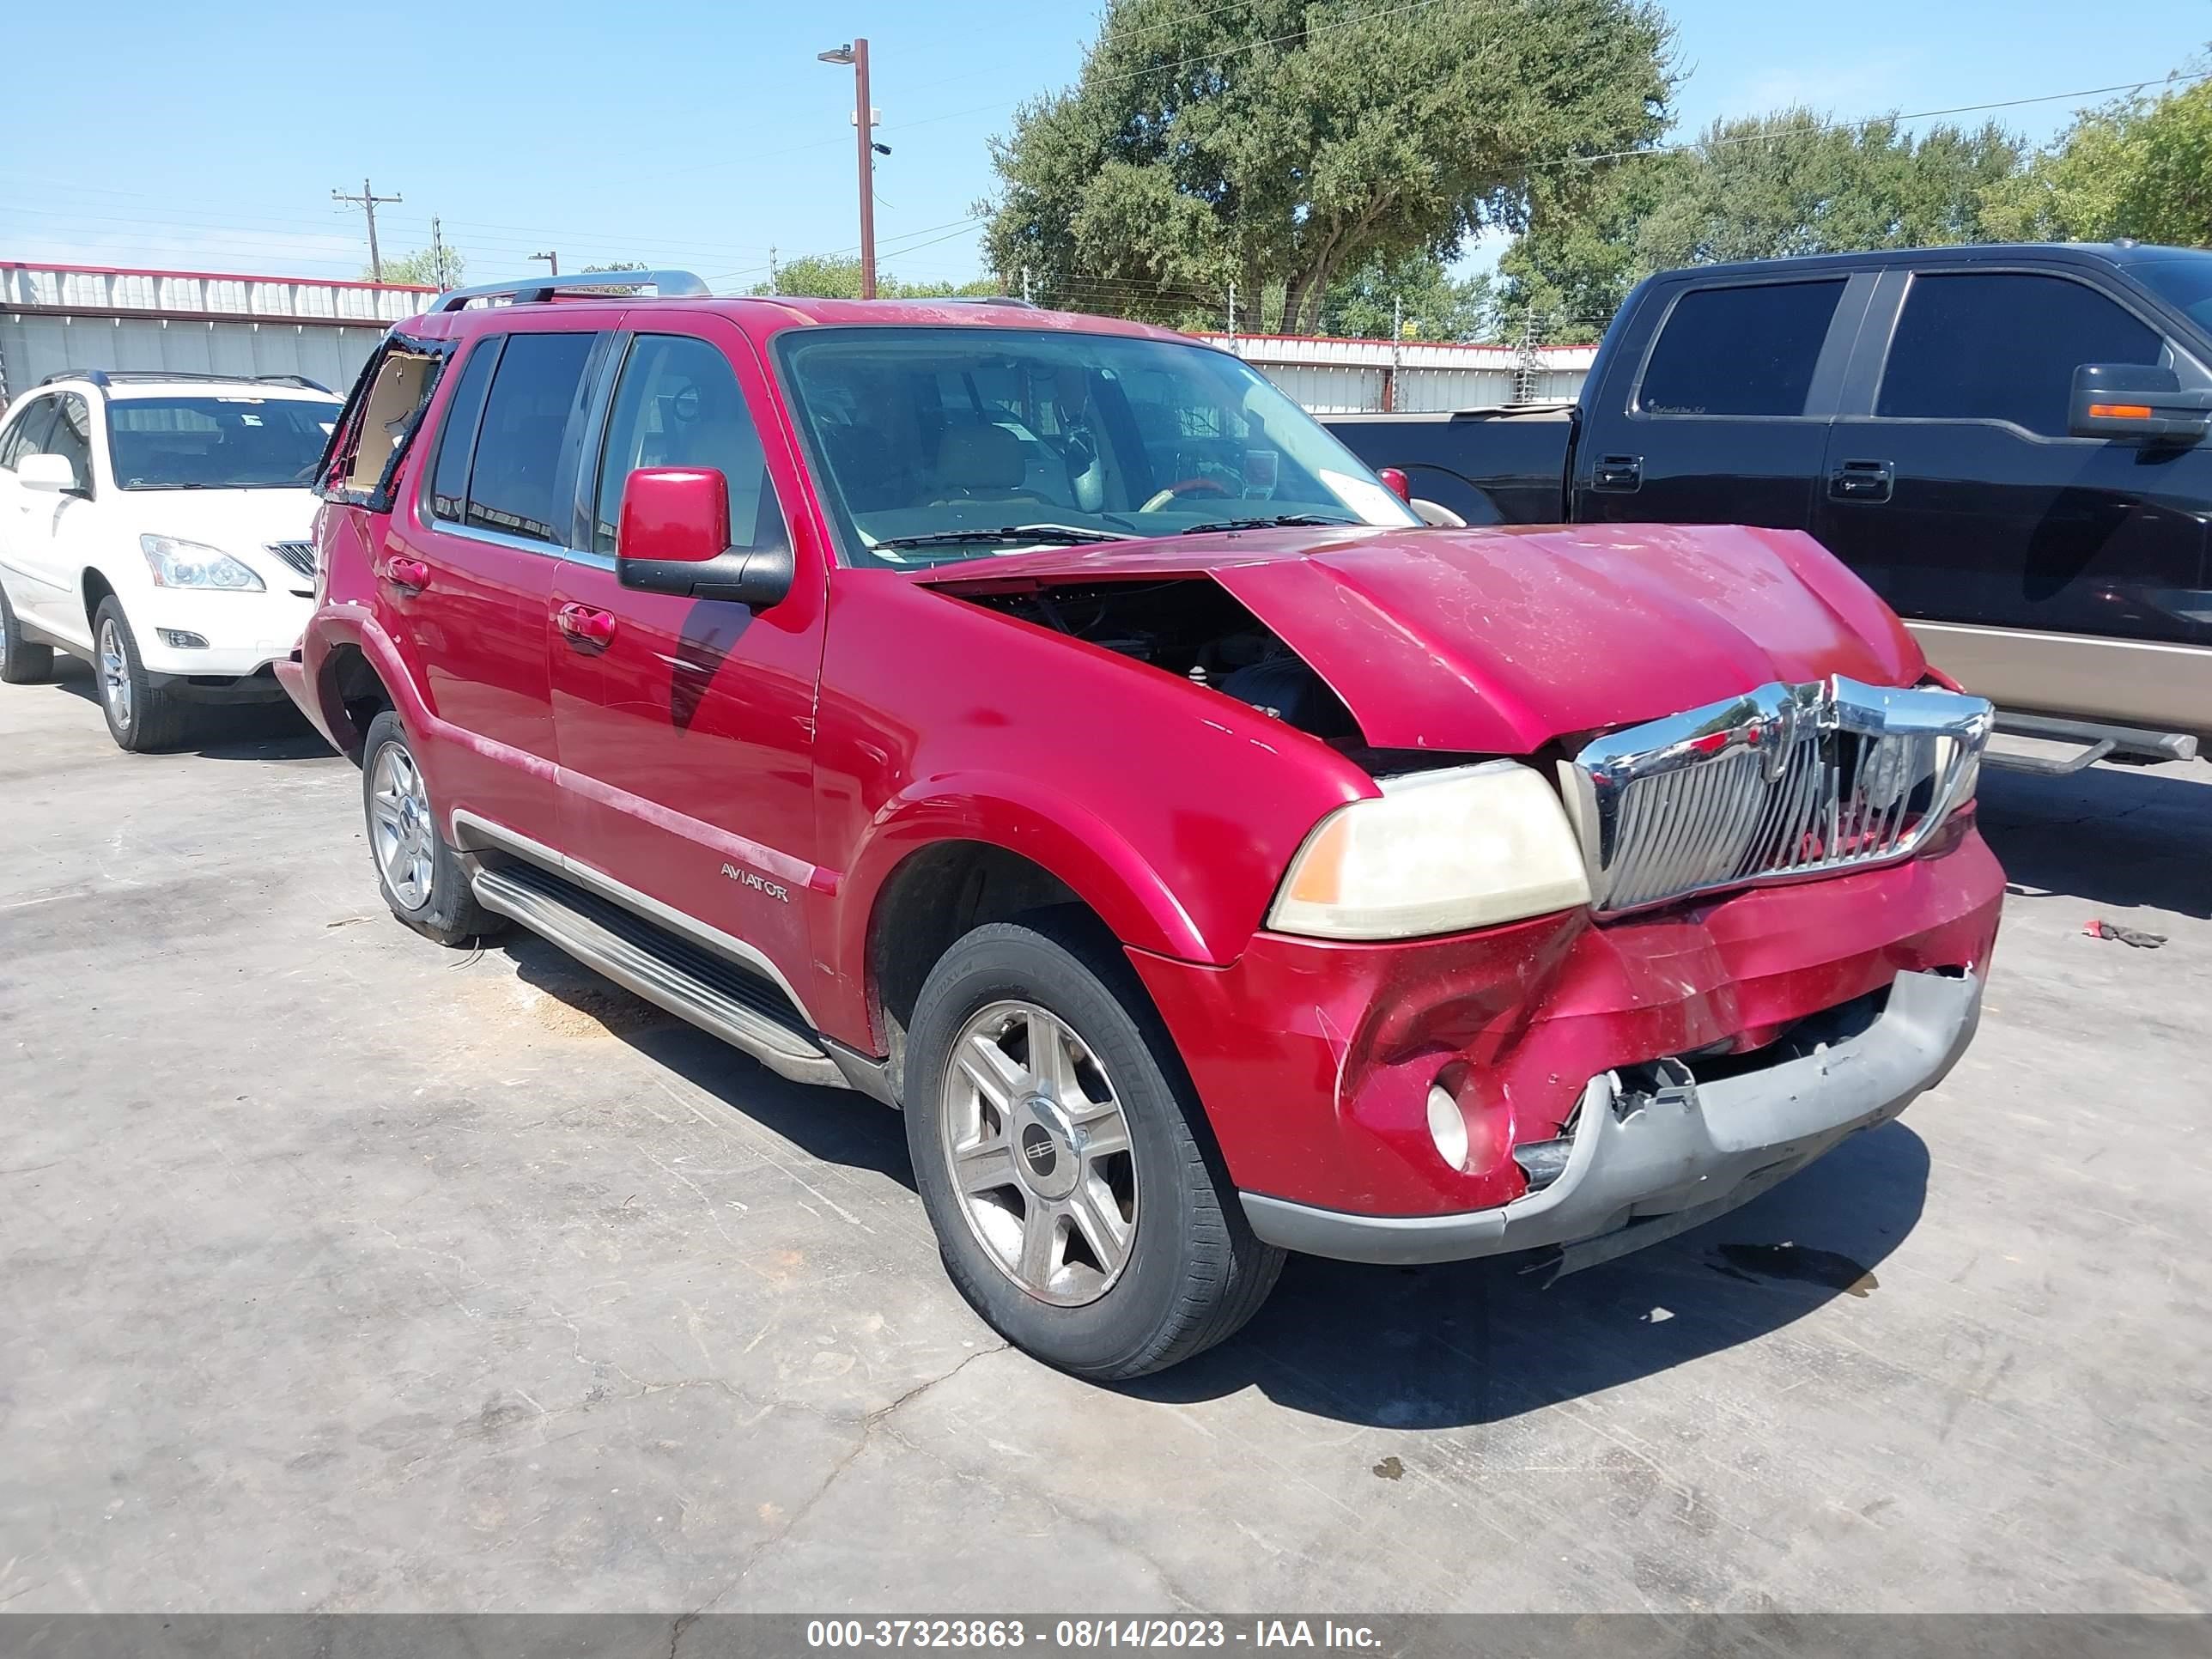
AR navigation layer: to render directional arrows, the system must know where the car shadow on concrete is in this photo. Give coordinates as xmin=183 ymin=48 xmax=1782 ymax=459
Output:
xmin=1130 ymin=1121 xmax=1929 ymax=1427
xmin=40 ymin=655 xmax=334 ymax=760
xmin=505 ymin=927 xmax=1928 ymax=1427
xmin=1975 ymin=759 xmax=2210 ymax=919
xmin=503 ymin=930 xmax=917 ymax=1190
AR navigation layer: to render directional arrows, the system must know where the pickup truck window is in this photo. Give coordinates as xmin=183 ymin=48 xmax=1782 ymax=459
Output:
xmin=777 ymin=326 xmax=1418 ymax=568
xmin=1875 ymin=271 xmax=2162 ymax=437
xmin=2131 ymin=254 xmax=2212 ymax=334
xmin=1637 ymin=280 xmax=1843 ymax=417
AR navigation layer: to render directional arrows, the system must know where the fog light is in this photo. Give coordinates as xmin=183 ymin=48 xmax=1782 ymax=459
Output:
xmin=157 ymin=629 xmax=209 ymax=649
xmin=1425 ymin=1083 xmax=1470 ymax=1172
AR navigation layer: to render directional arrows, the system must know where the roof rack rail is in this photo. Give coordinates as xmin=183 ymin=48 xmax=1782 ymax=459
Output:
xmin=432 ymin=269 xmax=712 ymax=312
xmin=944 ymin=296 xmax=1038 ymax=308
xmin=36 ymin=368 xmax=333 ymax=392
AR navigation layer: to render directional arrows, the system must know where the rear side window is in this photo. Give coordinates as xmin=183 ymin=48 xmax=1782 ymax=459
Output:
xmin=463 ymin=333 xmax=597 ymax=544
xmin=592 ymin=334 xmax=787 ymax=556
xmin=429 ymin=340 xmax=501 ymax=524
xmin=319 ymin=337 xmax=444 ymax=506
xmin=1875 ymin=271 xmax=2164 ymax=437
xmin=1638 ymin=280 xmax=1845 ymax=416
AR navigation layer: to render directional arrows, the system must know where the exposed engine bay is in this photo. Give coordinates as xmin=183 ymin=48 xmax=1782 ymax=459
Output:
xmin=955 ymin=579 xmax=1365 ymax=744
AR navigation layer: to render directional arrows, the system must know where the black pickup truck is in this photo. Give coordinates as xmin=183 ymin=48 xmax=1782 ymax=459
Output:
xmin=1326 ymin=242 xmax=2212 ymax=767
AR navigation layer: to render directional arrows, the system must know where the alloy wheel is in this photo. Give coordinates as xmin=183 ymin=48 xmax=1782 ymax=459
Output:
xmin=939 ymin=999 xmax=1139 ymax=1307
xmin=98 ymin=617 xmax=131 ymax=729
xmin=368 ymin=741 xmax=436 ymax=909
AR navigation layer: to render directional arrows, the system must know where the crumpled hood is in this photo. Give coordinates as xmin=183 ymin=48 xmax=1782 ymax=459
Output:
xmin=915 ymin=521 xmax=1926 ymax=754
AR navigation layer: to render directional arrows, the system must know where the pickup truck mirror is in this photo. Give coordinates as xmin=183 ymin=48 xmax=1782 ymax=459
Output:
xmin=617 ymin=466 xmax=794 ymax=610
xmin=2069 ymin=363 xmax=2212 ymax=442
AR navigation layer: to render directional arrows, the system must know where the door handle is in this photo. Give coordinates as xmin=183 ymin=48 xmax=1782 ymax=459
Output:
xmin=1590 ymin=454 xmax=1643 ymax=492
xmin=1828 ymin=459 xmax=1894 ymax=502
xmin=382 ymin=556 xmax=431 ymax=590
xmin=556 ymin=603 xmax=617 ymax=647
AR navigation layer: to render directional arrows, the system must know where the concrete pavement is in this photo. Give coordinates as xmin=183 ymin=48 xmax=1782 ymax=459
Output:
xmin=2 ymin=663 xmax=2207 ymax=1613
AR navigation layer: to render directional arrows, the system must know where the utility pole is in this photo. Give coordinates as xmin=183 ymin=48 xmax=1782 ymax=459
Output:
xmin=430 ymin=217 xmax=451 ymax=289
xmin=769 ymin=245 xmax=780 ymax=295
xmin=531 ymin=250 xmax=559 ymax=276
xmin=333 ymin=178 xmax=402 ymax=283
xmin=817 ymin=40 xmax=878 ymax=299
xmin=1020 ymin=265 xmax=1033 ymax=306
xmin=1227 ymin=282 xmax=1237 ymax=343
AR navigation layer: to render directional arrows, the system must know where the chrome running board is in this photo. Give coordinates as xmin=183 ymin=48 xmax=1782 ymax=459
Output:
xmin=471 ymin=861 xmax=847 ymax=1091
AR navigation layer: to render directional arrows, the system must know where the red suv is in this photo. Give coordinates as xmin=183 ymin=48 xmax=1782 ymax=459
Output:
xmin=283 ymin=270 xmax=2003 ymax=1379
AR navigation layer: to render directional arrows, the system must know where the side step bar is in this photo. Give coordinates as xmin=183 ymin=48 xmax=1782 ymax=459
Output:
xmin=1983 ymin=711 xmax=2200 ymax=777
xmin=471 ymin=862 xmax=847 ymax=1091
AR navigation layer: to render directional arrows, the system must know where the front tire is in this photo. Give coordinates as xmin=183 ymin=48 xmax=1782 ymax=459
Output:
xmin=904 ymin=913 xmax=1283 ymax=1380
xmin=92 ymin=597 xmax=190 ymax=751
xmin=361 ymin=709 xmax=506 ymax=947
xmin=0 ymin=584 xmax=54 ymax=684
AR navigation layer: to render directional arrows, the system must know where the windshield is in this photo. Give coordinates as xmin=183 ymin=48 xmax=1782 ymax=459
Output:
xmin=2130 ymin=254 xmax=2212 ymax=337
xmin=775 ymin=326 xmax=1419 ymax=568
xmin=106 ymin=395 xmax=343 ymax=490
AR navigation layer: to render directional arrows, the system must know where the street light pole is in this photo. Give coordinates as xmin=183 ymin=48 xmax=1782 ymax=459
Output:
xmin=531 ymin=250 xmax=559 ymax=276
xmin=818 ymin=40 xmax=878 ymax=300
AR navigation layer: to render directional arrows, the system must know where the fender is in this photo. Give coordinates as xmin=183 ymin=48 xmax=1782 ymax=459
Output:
xmin=826 ymin=769 xmax=1232 ymax=1050
xmin=293 ymin=600 xmax=431 ymax=757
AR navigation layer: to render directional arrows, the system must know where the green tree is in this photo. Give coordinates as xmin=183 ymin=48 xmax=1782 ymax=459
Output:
xmin=1497 ymin=110 xmax=2023 ymax=340
xmin=981 ymin=0 xmax=1672 ymax=333
xmin=580 ymin=261 xmax=650 ymax=273
xmin=367 ymin=247 xmax=463 ymax=287
xmin=1319 ymin=252 xmax=1497 ymax=341
xmin=747 ymin=252 xmax=999 ymax=301
xmin=1983 ymin=76 xmax=2212 ymax=245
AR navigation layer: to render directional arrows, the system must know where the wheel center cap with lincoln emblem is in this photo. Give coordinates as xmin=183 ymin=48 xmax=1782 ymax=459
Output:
xmin=1017 ymin=1096 xmax=1079 ymax=1200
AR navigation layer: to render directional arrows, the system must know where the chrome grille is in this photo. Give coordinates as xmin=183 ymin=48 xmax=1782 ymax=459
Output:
xmin=1565 ymin=676 xmax=1991 ymax=915
xmin=265 ymin=540 xmax=316 ymax=580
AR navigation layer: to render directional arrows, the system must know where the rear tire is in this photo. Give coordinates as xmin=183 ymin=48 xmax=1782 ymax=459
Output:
xmin=361 ymin=709 xmax=507 ymax=948
xmin=92 ymin=597 xmax=191 ymax=751
xmin=0 ymin=585 xmax=54 ymax=684
xmin=904 ymin=912 xmax=1283 ymax=1381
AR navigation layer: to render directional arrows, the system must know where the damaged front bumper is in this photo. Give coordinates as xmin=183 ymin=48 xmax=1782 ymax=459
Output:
xmin=1239 ymin=966 xmax=1981 ymax=1267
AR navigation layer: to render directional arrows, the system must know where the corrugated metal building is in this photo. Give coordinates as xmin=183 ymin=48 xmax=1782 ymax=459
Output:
xmin=1201 ymin=331 xmax=1596 ymax=413
xmin=0 ymin=263 xmax=434 ymax=400
xmin=1 ymin=262 xmax=1598 ymax=416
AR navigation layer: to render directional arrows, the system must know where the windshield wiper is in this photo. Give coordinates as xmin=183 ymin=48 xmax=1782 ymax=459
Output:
xmin=1178 ymin=514 xmax=1358 ymax=535
xmin=872 ymin=524 xmax=1135 ymax=550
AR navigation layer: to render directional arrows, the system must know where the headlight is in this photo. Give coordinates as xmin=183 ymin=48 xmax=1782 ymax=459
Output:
xmin=140 ymin=535 xmax=264 ymax=592
xmin=1268 ymin=761 xmax=1592 ymax=940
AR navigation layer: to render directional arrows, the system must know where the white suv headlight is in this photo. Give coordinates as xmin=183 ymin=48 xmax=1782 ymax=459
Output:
xmin=140 ymin=534 xmax=264 ymax=592
xmin=1268 ymin=761 xmax=1593 ymax=940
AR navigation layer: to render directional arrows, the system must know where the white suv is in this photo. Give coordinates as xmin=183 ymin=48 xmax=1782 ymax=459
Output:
xmin=0 ymin=370 xmax=344 ymax=750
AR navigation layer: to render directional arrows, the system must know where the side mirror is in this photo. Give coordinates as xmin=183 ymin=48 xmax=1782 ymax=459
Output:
xmin=1376 ymin=465 xmax=1413 ymax=503
xmin=16 ymin=453 xmax=79 ymax=492
xmin=2069 ymin=363 xmax=2212 ymax=442
xmin=617 ymin=466 xmax=793 ymax=609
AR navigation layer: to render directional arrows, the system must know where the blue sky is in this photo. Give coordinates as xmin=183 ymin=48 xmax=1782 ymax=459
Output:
xmin=1 ymin=0 xmax=2205 ymax=291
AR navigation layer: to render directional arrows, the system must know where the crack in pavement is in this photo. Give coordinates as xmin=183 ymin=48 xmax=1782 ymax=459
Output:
xmin=680 ymin=1342 xmax=1013 ymax=1627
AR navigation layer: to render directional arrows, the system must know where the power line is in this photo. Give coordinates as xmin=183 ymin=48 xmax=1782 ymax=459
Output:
xmin=1530 ymin=70 xmax=2210 ymax=170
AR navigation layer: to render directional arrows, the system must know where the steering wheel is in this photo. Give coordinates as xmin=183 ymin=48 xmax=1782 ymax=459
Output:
xmin=1139 ymin=476 xmax=1234 ymax=514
